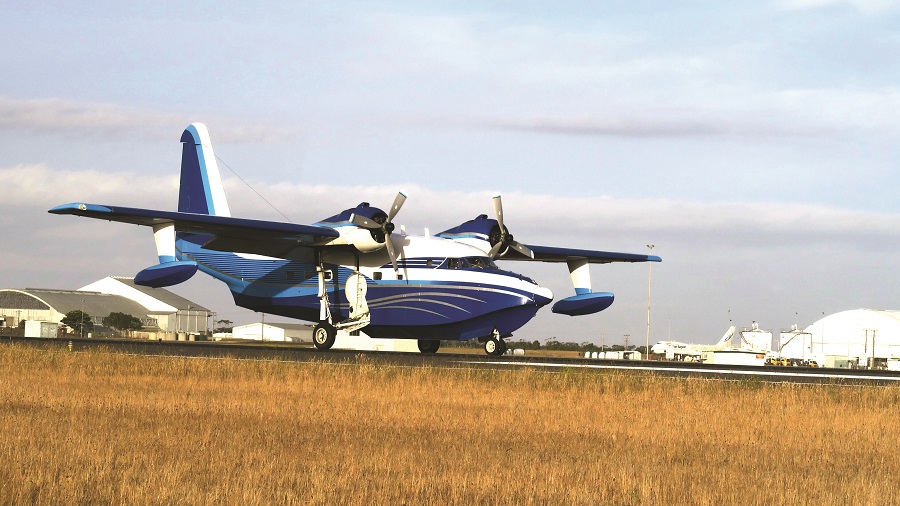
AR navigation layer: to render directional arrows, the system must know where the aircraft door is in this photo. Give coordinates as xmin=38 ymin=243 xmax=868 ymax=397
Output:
xmin=345 ymin=273 xmax=370 ymax=320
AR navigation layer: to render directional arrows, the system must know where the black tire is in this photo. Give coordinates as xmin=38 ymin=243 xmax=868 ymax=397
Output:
xmin=312 ymin=322 xmax=336 ymax=351
xmin=417 ymin=340 xmax=441 ymax=354
xmin=484 ymin=337 xmax=503 ymax=356
xmin=498 ymin=339 xmax=507 ymax=355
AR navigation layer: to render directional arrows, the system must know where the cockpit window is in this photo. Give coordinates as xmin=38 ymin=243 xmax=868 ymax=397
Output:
xmin=443 ymin=256 xmax=498 ymax=270
xmin=467 ymin=257 xmax=498 ymax=269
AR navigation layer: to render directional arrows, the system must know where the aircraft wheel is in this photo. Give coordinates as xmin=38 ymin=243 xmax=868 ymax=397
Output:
xmin=312 ymin=322 xmax=336 ymax=351
xmin=498 ymin=339 xmax=508 ymax=355
xmin=417 ymin=340 xmax=441 ymax=354
xmin=484 ymin=337 xmax=503 ymax=356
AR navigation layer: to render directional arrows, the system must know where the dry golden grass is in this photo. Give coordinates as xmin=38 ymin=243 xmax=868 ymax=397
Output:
xmin=1 ymin=343 xmax=899 ymax=505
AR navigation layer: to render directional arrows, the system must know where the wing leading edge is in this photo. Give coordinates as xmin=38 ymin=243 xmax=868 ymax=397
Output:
xmin=500 ymin=244 xmax=661 ymax=264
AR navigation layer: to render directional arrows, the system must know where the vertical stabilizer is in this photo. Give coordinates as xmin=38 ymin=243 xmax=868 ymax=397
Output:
xmin=717 ymin=326 xmax=736 ymax=347
xmin=178 ymin=123 xmax=231 ymax=216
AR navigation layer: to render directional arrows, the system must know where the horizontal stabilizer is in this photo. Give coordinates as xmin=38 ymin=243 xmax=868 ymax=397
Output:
xmin=134 ymin=260 xmax=199 ymax=288
xmin=552 ymin=292 xmax=615 ymax=316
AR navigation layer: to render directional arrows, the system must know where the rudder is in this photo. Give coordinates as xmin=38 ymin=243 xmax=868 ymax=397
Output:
xmin=178 ymin=123 xmax=231 ymax=216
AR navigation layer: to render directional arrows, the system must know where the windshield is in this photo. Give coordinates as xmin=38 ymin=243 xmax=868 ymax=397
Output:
xmin=443 ymin=256 xmax=499 ymax=270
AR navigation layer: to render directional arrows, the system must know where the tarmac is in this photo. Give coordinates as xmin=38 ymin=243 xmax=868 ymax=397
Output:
xmin=4 ymin=335 xmax=900 ymax=386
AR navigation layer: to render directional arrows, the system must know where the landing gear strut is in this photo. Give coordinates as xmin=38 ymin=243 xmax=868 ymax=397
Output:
xmin=312 ymin=322 xmax=336 ymax=351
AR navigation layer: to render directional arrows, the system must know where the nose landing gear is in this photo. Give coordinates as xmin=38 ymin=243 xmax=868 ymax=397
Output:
xmin=482 ymin=330 xmax=507 ymax=356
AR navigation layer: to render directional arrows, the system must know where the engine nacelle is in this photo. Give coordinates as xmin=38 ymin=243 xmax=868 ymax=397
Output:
xmin=315 ymin=202 xmax=392 ymax=253
xmin=436 ymin=214 xmax=499 ymax=254
xmin=343 ymin=227 xmax=387 ymax=253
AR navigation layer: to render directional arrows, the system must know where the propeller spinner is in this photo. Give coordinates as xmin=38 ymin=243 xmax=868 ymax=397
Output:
xmin=488 ymin=193 xmax=534 ymax=260
xmin=351 ymin=191 xmax=407 ymax=274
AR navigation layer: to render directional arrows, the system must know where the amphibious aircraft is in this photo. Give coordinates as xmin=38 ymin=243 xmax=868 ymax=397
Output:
xmin=50 ymin=123 xmax=661 ymax=355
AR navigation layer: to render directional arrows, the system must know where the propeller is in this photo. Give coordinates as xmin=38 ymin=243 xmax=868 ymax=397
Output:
xmin=488 ymin=193 xmax=534 ymax=260
xmin=351 ymin=191 xmax=407 ymax=274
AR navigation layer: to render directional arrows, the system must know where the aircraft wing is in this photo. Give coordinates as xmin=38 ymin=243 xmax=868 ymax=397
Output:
xmin=501 ymin=244 xmax=661 ymax=264
xmin=48 ymin=203 xmax=340 ymax=255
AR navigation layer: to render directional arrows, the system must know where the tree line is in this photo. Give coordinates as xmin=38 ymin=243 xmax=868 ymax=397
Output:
xmin=60 ymin=310 xmax=143 ymax=336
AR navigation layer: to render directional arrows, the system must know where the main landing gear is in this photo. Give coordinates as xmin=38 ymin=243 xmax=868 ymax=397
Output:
xmin=312 ymin=322 xmax=336 ymax=351
xmin=417 ymin=340 xmax=441 ymax=354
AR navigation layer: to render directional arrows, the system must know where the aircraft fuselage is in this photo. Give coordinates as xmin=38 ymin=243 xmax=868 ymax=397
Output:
xmin=177 ymin=232 xmax=553 ymax=341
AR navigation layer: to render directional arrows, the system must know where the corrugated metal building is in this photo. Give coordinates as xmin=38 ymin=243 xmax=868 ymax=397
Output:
xmin=0 ymin=288 xmax=152 ymax=330
xmin=0 ymin=276 xmax=211 ymax=335
xmin=80 ymin=277 xmax=211 ymax=333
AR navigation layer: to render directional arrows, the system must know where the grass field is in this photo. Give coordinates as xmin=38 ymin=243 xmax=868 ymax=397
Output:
xmin=1 ymin=343 xmax=899 ymax=505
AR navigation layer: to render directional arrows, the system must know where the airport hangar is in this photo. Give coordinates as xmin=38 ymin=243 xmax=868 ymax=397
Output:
xmin=778 ymin=309 xmax=900 ymax=368
xmin=0 ymin=276 xmax=211 ymax=337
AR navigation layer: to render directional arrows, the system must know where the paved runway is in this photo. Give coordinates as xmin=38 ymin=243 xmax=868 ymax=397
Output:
xmin=4 ymin=335 xmax=899 ymax=385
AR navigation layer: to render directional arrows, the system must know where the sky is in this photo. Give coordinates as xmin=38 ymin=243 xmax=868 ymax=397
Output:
xmin=2 ymin=0 xmax=900 ymax=346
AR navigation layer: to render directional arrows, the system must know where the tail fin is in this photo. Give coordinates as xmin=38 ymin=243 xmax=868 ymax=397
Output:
xmin=178 ymin=123 xmax=231 ymax=216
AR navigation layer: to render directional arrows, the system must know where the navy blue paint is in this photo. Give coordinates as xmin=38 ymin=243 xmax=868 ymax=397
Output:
xmin=232 ymin=290 xmax=545 ymax=341
xmin=436 ymin=214 xmax=496 ymax=238
xmin=520 ymin=245 xmax=662 ymax=264
xmin=134 ymin=260 xmax=199 ymax=288
xmin=552 ymin=292 xmax=615 ymax=316
xmin=48 ymin=204 xmax=339 ymax=241
xmin=177 ymin=129 xmax=209 ymax=214
xmin=316 ymin=202 xmax=386 ymax=225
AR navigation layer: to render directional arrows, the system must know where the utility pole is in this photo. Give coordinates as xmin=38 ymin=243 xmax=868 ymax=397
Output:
xmin=646 ymin=244 xmax=654 ymax=360
xmin=864 ymin=328 xmax=877 ymax=369
xmin=873 ymin=329 xmax=877 ymax=369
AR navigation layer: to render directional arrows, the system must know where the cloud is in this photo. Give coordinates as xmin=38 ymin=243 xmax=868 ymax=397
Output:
xmin=446 ymin=84 xmax=900 ymax=139
xmin=0 ymin=96 xmax=296 ymax=143
xmin=470 ymin=112 xmax=811 ymax=138
xmin=776 ymin=0 xmax=900 ymax=13
xmin=0 ymin=164 xmax=179 ymax=208
xmin=8 ymin=164 xmax=896 ymax=255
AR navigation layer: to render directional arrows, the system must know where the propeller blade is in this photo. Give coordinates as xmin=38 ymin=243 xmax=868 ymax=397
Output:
xmin=388 ymin=191 xmax=407 ymax=223
xmin=510 ymin=241 xmax=534 ymax=259
xmin=488 ymin=241 xmax=504 ymax=259
xmin=492 ymin=193 xmax=504 ymax=233
xmin=350 ymin=213 xmax=379 ymax=229
xmin=487 ymin=193 xmax=533 ymax=259
xmin=385 ymin=235 xmax=399 ymax=275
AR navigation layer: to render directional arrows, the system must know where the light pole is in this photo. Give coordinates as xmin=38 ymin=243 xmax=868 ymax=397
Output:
xmin=646 ymin=244 xmax=654 ymax=360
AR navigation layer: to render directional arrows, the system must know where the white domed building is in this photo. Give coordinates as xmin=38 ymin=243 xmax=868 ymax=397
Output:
xmin=779 ymin=309 xmax=900 ymax=368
